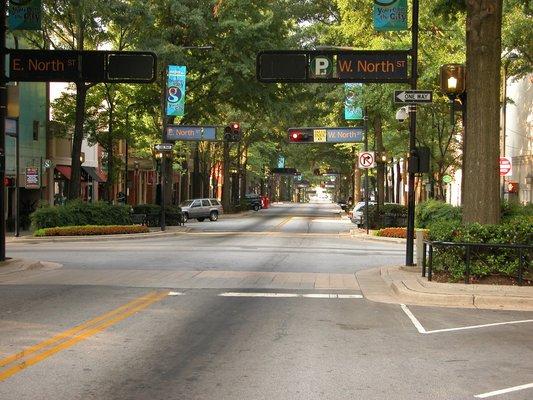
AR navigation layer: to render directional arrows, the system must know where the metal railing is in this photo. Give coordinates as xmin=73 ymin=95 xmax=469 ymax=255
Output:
xmin=422 ymin=240 xmax=532 ymax=285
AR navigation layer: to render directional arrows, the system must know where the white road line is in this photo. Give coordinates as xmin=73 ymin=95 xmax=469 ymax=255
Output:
xmin=168 ymin=291 xmax=184 ymax=296
xmin=401 ymin=304 xmax=533 ymax=335
xmin=426 ymin=319 xmax=533 ymax=334
xmin=219 ymin=292 xmax=363 ymax=299
xmin=474 ymin=382 xmax=533 ymax=398
xmin=400 ymin=304 xmax=427 ymax=334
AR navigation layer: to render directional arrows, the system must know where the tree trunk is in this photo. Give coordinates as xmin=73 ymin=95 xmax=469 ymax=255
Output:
xmin=68 ymin=82 xmax=87 ymax=200
xmin=106 ymin=100 xmax=115 ymax=203
xmin=240 ymin=145 xmax=248 ymax=200
xmin=374 ymin=115 xmax=385 ymax=206
xmin=463 ymin=0 xmax=502 ymax=224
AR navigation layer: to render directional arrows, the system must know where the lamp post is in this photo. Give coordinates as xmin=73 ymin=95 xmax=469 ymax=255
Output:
xmin=125 ymin=103 xmax=142 ymax=205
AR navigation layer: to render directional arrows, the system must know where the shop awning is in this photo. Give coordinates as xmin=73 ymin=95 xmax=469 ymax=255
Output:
xmin=82 ymin=166 xmax=106 ymax=182
xmin=55 ymin=165 xmax=71 ymax=180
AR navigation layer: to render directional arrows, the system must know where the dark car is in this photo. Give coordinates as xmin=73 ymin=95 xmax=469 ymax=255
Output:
xmin=244 ymin=194 xmax=262 ymax=211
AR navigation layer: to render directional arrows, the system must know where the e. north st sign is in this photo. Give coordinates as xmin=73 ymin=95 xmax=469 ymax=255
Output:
xmin=8 ymin=49 xmax=157 ymax=83
xmin=257 ymin=50 xmax=409 ymax=83
xmin=166 ymin=125 xmax=217 ymax=142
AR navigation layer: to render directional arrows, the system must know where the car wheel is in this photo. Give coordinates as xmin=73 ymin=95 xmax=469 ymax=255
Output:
xmin=197 ymin=217 xmax=205 ymax=222
xmin=209 ymin=211 xmax=218 ymax=221
xmin=253 ymin=204 xmax=260 ymax=211
xmin=182 ymin=213 xmax=188 ymax=223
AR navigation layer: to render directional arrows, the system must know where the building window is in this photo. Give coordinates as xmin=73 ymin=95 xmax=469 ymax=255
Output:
xmin=33 ymin=120 xmax=39 ymax=141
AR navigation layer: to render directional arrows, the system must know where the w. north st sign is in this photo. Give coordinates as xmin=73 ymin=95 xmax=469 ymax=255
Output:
xmin=258 ymin=50 xmax=409 ymax=83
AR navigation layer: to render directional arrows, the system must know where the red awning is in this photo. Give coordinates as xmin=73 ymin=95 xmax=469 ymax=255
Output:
xmin=55 ymin=165 xmax=71 ymax=180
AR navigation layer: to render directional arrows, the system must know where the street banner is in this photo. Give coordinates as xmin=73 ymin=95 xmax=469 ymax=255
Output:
xmin=25 ymin=166 xmax=39 ymax=189
xmin=8 ymin=0 xmax=42 ymax=30
xmin=166 ymin=65 xmax=186 ymax=117
xmin=373 ymin=0 xmax=407 ymax=31
xmin=344 ymin=83 xmax=364 ymax=120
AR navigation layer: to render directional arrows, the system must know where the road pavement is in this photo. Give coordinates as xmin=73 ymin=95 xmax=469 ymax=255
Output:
xmin=1 ymin=203 xmax=532 ymax=399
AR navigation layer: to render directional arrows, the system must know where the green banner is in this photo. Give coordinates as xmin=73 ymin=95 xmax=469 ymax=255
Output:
xmin=166 ymin=65 xmax=186 ymax=117
xmin=344 ymin=83 xmax=364 ymax=120
xmin=373 ymin=0 xmax=407 ymax=32
xmin=8 ymin=0 xmax=42 ymax=30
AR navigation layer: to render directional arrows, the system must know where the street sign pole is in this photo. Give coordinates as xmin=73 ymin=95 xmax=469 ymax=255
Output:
xmin=364 ymin=107 xmax=369 ymax=235
xmin=406 ymin=0 xmax=419 ymax=266
xmin=0 ymin=1 xmax=7 ymax=260
xmin=160 ymin=66 xmax=167 ymax=231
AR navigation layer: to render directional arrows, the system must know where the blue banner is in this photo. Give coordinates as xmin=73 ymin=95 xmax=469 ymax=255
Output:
xmin=344 ymin=83 xmax=364 ymax=120
xmin=373 ymin=0 xmax=407 ymax=32
xmin=8 ymin=0 xmax=42 ymax=30
xmin=166 ymin=66 xmax=186 ymax=117
xmin=166 ymin=125 xmax=216 ymax=141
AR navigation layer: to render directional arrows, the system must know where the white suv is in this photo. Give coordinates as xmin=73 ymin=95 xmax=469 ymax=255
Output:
xmin=349 ymin=201 xmax=375 ymax=227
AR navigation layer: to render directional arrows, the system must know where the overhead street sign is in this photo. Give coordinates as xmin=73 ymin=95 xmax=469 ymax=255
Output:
xmin=394 ymin=90 xmax=433 ymax=104
xmin=7 ymin=50 xmax=157 ymax=83
xmin=358 ymin=151 xmax=375 ymax=169
xmin=258 ymin=50 xmax=410 ymax=84
xmin=271 ymin=168 xmax=298 ymax=175
xmin=154 ymin=143 xmax=173 ymax=152
xmin=166 ymin=125 xmax=217 ymax=142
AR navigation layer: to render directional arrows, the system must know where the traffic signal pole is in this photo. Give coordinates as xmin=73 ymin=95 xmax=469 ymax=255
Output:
xmin=160 ymin=66 xmax=167 ymax=231
xmin=405 ymin=0 xmax=419 ymax=266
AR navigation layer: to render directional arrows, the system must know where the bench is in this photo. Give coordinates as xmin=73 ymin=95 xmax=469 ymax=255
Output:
xmin=131 ymin=213 xmax=147 ymax=225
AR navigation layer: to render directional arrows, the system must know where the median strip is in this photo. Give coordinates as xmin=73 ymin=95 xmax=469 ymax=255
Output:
xmin=0 ymin=290 xmax=168 ymax=382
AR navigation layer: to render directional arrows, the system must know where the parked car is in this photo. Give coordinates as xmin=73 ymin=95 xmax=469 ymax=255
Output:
xmin=243 ymin=194 xmax=262 ymax=211
xmin=349 ymin=201 xmax=375 ymax=227
xmin=179 ymin=198 xmax=223 ymax=222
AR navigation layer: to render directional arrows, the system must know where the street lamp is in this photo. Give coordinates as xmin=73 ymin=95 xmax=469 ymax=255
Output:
xmin=440 ymin=63 xmax=466 ymax=125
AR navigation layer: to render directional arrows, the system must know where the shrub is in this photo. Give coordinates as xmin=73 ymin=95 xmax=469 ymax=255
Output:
xmin=31 ymin=201 xmax=132 ymax=229
xmin=501 ymin=201 xmax=533 ymax=223
xmin=415 ymin=199 xmax=461 ymax=229
xmin=34 ymin=225 xmax=149 ymax=236
xmin=428 ymin=219 xmax=532 ymax=281
xmin=365 ymin=203 xmax=408 ymax=229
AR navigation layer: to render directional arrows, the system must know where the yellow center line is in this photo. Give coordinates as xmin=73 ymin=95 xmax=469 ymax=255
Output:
xmin=273 ymin=216 xmax=292 ymax=230
xmin=0 ymin=290 xmax=168 ymax=382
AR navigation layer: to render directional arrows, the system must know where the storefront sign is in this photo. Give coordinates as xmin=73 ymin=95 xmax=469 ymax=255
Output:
xmin=25 ymin=166 xmax=39 ymax=189
xmin=166 ymin=65 xmax=187 ymax=117
xmin=373 ymin=0 xmax=408 ymax=31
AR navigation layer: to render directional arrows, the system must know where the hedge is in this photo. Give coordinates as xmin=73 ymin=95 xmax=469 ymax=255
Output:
xmin=428 ymin=219 xmax=532 ymax=282
xmin=31 ymin=200 xmax=132 ymax=229
xmin=364 ymin=203 xmax=408 ymax=229
xmin=34 ymin=225 xmax=149 ymax=237
xmin=132 ymin=204 xmax=182 ymax=227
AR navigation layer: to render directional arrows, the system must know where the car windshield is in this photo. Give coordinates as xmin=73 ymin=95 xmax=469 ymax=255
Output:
xmin=180 ymin=200 xmax=193 ymax=207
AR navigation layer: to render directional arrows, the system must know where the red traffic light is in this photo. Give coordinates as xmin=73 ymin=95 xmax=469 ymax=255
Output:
xmin=224 ymin=122 xmax=241 ymax=142
xmin=288 ymin=128 xmax=313 ymax=143
xmin=232 ymin=123 xmax=239 ymax=130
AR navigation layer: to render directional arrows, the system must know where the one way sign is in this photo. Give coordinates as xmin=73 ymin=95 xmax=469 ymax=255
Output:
xmin=394 ymin=90 xmax=433 ymax=104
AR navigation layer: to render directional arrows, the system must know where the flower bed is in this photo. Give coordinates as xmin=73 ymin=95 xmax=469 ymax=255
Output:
xmin=375 ymin=227 xmax=429 ymax=239
xmin=34 ymin=225 xmax=150 ymax=237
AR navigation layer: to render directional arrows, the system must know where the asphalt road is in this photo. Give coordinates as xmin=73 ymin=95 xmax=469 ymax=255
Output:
xmin=1 ymin=203 xmax=532 ymax=400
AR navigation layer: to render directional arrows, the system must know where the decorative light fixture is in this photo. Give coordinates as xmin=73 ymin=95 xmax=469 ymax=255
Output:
xmin=440 ymin=64 xmax=465 ymax=98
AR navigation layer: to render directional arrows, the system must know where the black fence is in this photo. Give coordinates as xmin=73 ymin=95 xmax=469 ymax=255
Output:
xmin=422 ymin=241 xmax=532 ymax=285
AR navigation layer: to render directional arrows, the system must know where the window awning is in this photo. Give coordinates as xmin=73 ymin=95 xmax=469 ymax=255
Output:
xmin=55 ymin=165 xmax=71 ymax=180
xmin=82 ymin=166 xmax=106 ymax=182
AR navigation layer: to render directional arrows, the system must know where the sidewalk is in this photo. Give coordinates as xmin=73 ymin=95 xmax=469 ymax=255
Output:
xmin=356 ymin=266 xmax=533 ymax=311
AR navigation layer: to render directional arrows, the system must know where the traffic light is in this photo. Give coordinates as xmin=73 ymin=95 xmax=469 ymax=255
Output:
xmin=288 ymin=128 xmax=314 ymax=143
xmin=224 ymin=122 xmax=241 ymax=142
xmin=408 ymin=146 xmax=430 ymax=173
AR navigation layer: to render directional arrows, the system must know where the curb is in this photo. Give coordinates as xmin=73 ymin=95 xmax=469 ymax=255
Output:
xmin=7 ymin=227 xmax=190 ymax=244
xmin=350 ymin=230 xmax=406 ymax=244
xmin=379 ymin=266 xmax=533 ymax=311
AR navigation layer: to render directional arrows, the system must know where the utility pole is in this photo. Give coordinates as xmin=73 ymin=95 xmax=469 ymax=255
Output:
xmin=222 ymin=140 xmax=230 ymax=211
xmin=0 ymin=1 xmax=7 ymax=260
xmin=405 ymin=0 xmax=419 ymax=266
xmin=160 ymin=66 xmax=167 ymax=231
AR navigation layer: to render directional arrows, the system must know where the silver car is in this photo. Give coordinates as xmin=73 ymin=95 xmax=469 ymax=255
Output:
xmin=180 ymin=198 xmax=224 ymax=222
xmin=349 ymin=201 xmax=375 ymax=227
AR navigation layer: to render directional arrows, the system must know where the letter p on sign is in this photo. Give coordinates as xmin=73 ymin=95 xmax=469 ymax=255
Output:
xmin=311 ymin=56 xmax=332 ymax=78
